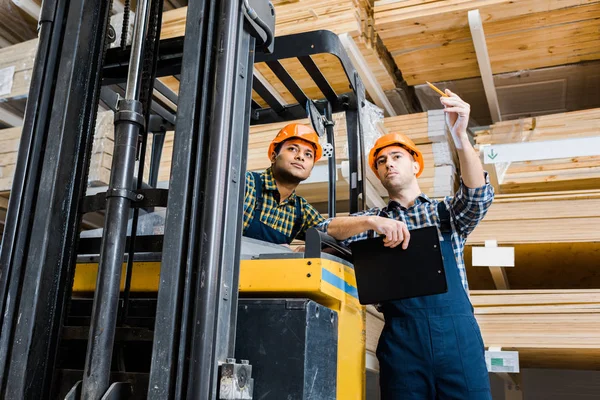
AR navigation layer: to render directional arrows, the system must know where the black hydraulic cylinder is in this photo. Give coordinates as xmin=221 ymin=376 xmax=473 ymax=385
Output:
xmin=81 ymin=0 xmax=152 ymax=397
xmin=81 ymin=101 xmax=145 ymax=400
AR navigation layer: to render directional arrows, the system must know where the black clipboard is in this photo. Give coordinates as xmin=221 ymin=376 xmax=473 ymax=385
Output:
xmin=349 ymin=226 xmax=448 ymax=305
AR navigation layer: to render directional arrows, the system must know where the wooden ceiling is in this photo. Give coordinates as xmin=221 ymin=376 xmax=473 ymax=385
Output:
xmin=374 ymin=0 xmax=600 ymax=85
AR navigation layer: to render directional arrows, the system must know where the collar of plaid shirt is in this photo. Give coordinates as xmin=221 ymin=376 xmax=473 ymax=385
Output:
xmin=262 ymin=167 xmax=298 ymax=205
xmin=383 ymin=194 xmax=432 ymax=213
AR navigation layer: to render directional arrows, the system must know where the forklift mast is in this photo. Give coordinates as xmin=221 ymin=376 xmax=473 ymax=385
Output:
xmin=0 ymin=0 xmax=367 ymax=399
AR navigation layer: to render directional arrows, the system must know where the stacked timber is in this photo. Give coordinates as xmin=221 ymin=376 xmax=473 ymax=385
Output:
xmin=0 ymin=110 xmax=119 ymax=192
xmin=383 ymin=110 xmax=458 ymax=198
xmin=467 ymin=189 xmax=600 ymax=245
xmin=365 ymin=305 xmax=384 ymax=355
xmin=158 ymin=114 xmax=350 ymax=206
xmin=0 ymin=0 xmax=38 ymax=48
xmin=1 ymin=2 xmax=399 ymax=123
xmin=366 ymin=290 xmax=600 ymax=370
xmin=474 ymin=108 xmax=600 ymax=194
xmin=472 ymin=290 xmax=600 ymax=370
xmin=161 ymin=0 xmax=398 ymax=103
xmin=158 ymin=110 xmax=460 ymax=205
xmin=0 ymin=39 xmax=37 ymax=103
xmin=373 ymin=0 xmax=600 ymax=85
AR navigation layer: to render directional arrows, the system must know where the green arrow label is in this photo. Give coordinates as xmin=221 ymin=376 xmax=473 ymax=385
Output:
xmin=488 ymin=149 xmax=498 ymax=160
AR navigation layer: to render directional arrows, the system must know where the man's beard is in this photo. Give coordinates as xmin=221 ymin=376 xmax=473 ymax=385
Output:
xmin=272 ymin=163 xmax=306 ymax=185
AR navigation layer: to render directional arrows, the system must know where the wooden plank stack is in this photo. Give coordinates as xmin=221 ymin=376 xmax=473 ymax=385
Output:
xmin=0 ymin=3 xmax=399 ymax=124
xmin=374 ymin=0 xmax=600 ymax=85
xmin=0 ymin=0 xmax=38 ymax=48
xmin=161 ymin=1 xmax=398 ymax=105
xmin=158 ymin=110 xmax=460 ymax=205
xmin=0 ymin=110 xmax=119 ymax=192
xmin=366 ymin=290 xmax=600 ymax=370
xmin=473 ymin=290 xmax=600 ymax=370
xmin=158 ymin=114 xmax=350 ymax=205
xmin=467 ymin=189 xmax=600 ymax=245
xmin=383 ymin=110 xmax=458 ymax=198
xmin=474 ymin=108 xmax=600 ymax=194
xmin=0 ymin=38 xmax=37 ymax=103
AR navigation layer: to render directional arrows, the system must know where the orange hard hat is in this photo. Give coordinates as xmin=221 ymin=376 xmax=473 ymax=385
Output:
xmin=368 ymin=132 xmax=424 ymax=178
xmin=268 ymin=123 xmax=323 ymax=162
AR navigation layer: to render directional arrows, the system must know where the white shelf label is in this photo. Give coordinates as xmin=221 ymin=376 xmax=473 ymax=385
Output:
xmin=485 ymin=350 xmax=520 ymax=373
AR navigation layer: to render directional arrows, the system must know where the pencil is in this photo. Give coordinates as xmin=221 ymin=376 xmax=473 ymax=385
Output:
xmin=426 ymin=81 xmax=449 ymax=97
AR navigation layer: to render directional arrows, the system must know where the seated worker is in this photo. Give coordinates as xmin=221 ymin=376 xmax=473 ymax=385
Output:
xmin=317 ymin=90 xmax=495 ymax=399
xmin=243 ymin=123 xmax=325 ymax=245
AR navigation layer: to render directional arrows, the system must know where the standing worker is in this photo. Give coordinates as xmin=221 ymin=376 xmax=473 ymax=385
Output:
xmin=318 ymin=90 xmax=494 ymax=399
xmin=243 ymin=123 xmax=325 ymax=245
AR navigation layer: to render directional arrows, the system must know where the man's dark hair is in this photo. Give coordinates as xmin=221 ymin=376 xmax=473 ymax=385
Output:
xmin=274 ymin=142 xmax=283 ymax=155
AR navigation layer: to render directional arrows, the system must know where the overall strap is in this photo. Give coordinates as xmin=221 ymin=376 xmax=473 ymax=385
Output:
xmin=437 ymin=201 xmax=452 ymax=234
xmin=251 ymin=172 xmax=264 ymax=212
xmin=289 ymin=197 xmax=304 ymax=240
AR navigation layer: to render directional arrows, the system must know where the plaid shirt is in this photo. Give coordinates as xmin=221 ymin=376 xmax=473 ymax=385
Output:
xmin=317 ymin=173 xmax=494 ymax=292
xmin=243 ymin=167 xmax=325 ymax=240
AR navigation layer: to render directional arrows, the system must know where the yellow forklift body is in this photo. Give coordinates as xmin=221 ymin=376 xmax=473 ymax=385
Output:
xmin=73 ymin=257 xmax=367 ymax=399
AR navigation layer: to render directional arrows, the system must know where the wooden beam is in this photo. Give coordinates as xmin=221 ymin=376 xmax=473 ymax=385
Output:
xmin=468 ymin=9 xmax=502 ymax=123
xmin=0 ymin=195 xmax=8 ymax=210
xmin=479 ymin=146 xmax=501 ymax=193
xmin=0 ymin=105 xmax=23 ymax=127
xmin=504 ymin=382 xmax=523 ymax=400
xmin=339 ymin=33 xmax=396 ymax=117
xmin=490 ymin=267 xmax=510 ymax=290
xmin=366 ymin=351 xmax=379 ymax=372
xmin=11 ymin=0 xmax=40 ymax=20
xmin=253 ymin=69 xmax=287 ymax=106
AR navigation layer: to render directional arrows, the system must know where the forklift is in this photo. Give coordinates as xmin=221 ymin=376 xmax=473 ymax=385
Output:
xmin=0 ymin=0 xmax=373 ymax=399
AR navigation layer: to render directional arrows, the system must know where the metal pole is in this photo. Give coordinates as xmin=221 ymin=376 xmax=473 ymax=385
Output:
xmin=125 ymin=0 xmax=151 ymax=101
xmin=324 ymin=101 xmax=337 ymax=217
xmin=186 ymin=0 xmax=243 ymax=397
xmin=81 ymin=0 xmax=152 ymax=398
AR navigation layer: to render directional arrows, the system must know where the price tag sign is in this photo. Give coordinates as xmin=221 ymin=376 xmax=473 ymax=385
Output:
xmin=485 ymin=350 xmax=519 ymax=373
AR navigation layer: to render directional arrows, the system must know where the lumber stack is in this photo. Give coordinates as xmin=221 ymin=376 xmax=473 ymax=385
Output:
xmin=366 ymin=305 xmax=384 ymax=354
xmin=382 ymin=110 xmax=458 ymax=198
xmin=0 ymin=110 xmax=122 ymax=192
xmin=373 ymin=0 xmax=600 ymax=85
xmin=0 ymin=0 xmax=38 ymax=48
xmin=161 ymin=1 xmax=397 ymax=105
xmin=467 ymin=189 xmax=600 ymax=245
xmin=474 ymin=108 xmax=600 ymax=194
xmin=1 ymin=3 xmax=399 ymax=123
xmin=473 ymin=290 xmax=600 ymax=369
xmin=158 ymin=114 xmax=350 ymax=205
xmin=158 ymin=111 xmax=459 ymax=204
xmin=366 ymin=290 xmax=600 ymax=370
xmin=0 ymin=38 xmax=37 ymax=103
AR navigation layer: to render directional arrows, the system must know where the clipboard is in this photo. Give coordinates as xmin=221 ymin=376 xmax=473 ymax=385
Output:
xmin=349 ymin=226 xmax=448 ymax=305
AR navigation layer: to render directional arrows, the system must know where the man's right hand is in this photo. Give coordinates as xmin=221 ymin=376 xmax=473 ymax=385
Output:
xmin=369 ymin=216 xmax=410 ymax=249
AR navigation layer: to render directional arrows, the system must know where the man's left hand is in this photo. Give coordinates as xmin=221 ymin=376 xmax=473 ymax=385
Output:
xmin=441 ymin=89 xmax=470 ymax=142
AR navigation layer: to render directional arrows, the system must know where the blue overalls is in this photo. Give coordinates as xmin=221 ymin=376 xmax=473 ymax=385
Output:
xmin=376 ymin=203 xmax=491 ymax=400
xmin=243 ymin=172 xmax=303 ymax=245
